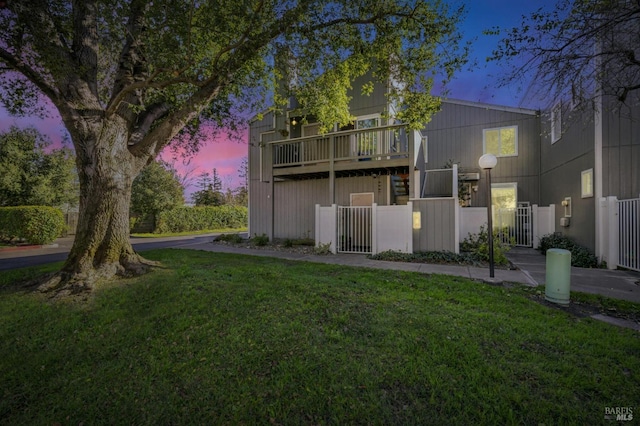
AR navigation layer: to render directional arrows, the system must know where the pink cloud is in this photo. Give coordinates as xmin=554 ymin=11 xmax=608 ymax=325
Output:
xmin=160 ymin=127 xmax=248 ymax=194
xmin=0 ymin=105 xmax=248 ymax=195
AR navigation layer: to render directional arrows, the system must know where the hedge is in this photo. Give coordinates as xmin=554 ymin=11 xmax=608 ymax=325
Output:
xmin=155 ymin=205 xmax=247 ymax=233
xmin=0 ymin=206 xmax=66 ymax=245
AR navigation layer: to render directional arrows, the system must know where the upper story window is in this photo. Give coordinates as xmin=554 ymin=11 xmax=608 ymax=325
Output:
xmin=356 ymin=115 xmax=380 ymax=129
xmin=355 ymin=115 xmax=381 ymax=156
xmin=483 ymin=125 xmax=518 ymax=157
xmin=551 ymin=101 xmax=562 ymax=143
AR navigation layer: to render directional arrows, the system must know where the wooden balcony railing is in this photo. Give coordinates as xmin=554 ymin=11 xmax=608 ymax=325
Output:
xmin=271 ymin=124 xmax=409 ymax=168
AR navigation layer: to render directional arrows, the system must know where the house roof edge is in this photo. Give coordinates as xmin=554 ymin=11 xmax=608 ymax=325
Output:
xmin=440 ymin=98 xmax=540 ymax=116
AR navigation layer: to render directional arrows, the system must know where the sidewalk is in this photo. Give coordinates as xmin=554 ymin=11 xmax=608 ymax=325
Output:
xmin=186 ymin=241 xmax=533 ymax=285
xmin=506 ymin=247 xmax=640 ymax=303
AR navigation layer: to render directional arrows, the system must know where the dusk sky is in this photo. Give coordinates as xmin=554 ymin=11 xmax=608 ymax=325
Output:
xmin=0 ymin=0 xmax=555 ymax=194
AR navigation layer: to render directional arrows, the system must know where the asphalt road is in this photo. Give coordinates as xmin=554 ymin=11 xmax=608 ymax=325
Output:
xmin=0 ymin=234 xmax=236 ymax=271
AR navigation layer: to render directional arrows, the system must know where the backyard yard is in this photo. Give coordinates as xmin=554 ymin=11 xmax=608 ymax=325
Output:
xmin=1 ymin=249 xmax=638 ymax=425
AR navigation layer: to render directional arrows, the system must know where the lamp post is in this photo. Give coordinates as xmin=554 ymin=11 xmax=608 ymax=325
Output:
xmin=479 ymin=154 xmax=497 ymax=278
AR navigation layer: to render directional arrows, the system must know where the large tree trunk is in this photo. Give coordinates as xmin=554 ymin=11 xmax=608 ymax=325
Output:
xmin=39 ymin=119 xmax=155 ymax=295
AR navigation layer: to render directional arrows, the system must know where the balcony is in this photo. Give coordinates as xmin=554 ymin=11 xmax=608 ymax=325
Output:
xmin=270 ymin=124 xmax=410 ymax=179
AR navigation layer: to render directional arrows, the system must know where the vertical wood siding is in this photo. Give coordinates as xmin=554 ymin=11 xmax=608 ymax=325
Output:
xmin=540 ymin=106 xmax=597 ymax=250
xmin=602 ymin=99 xmax=640 ymax=200
xmin=412 ymin=198 xmax=457 ymax=252
xmin=273 ymin=179 xmax=330 ymax=239
xmin=424 ymin=101 xmax=541 ymax=206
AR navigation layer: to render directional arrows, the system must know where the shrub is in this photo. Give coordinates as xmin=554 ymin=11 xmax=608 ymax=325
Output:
xmin=460 ymin=225 xmax=512 ymax=266
xmin=155 ymin=205 xmax=247 ymax=233
xmin=0 ymin=206 xmax=65 ymax=244
xmin=314 ymin=242 xmax=333 ymax=255
xmin=281 ymin=237 xmax=315 ymax=247
xmin=370 ymin=250 xmax=482 ymax=266
xmin=292 ymin=237 xmax=315 ymax=246
xmin=252 ymin=233 xmax=269 ymax=246
xmin=538 ymin=233 xmax=599 ymax=268
xmin=215 ymin=233 xmax=244 ymax=244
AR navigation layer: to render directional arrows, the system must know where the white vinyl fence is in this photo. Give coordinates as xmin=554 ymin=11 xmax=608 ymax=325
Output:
xmin=316 ymin=203 xmax=412 ymax=255
xmin=460 ymin=204 xmax=555 ymax=249
xmin=316 ymin=202 xmax=555 ymax=256
xmin=495 ymin=205 xmax=533 ymax=247
xmin=337 ymin=206 xmax=372 ymax=253
xmin=618 ymin=198 xmax=640 ymax=271
xmin=599 ymin=196 xmax=640 ymax=271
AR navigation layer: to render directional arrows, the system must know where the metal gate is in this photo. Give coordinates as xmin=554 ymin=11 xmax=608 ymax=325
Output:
xmin=618 ymin=198 xmax=640 ymax=271
xmin=337 ymin=206 xmax=372 ymax=253
xmin=496 ymin=204 xmax=532 ymax=247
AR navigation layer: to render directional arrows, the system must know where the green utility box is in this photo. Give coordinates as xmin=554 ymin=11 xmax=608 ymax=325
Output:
xmin=545 ymin=248 xmax=571 ymax=305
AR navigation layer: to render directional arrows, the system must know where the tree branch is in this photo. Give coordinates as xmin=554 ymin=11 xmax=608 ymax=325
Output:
xmin=0 ymin=46 xmax=61 ymax=104
xmin=71 ymin=0 xmax=99 ymax=97
xmin=129 ymin=78 xmax=224 ymax=159
xmin=11 ymin=1 xmax=77 ymax=73
xmin=128 ymin=102 xmax=172 ymax=146
xmin=107 ymin=0 xmax=151 ymax=121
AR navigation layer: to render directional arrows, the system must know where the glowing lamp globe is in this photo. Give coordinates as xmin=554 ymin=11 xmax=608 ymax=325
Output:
xmin=478 ymin=153 xmax=497 ymax=170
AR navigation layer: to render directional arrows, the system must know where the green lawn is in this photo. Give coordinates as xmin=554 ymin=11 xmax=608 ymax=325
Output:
xmin=1 ymin=250 xmax=638 ymax=425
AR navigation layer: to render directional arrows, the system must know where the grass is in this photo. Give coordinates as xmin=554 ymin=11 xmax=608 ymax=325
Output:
xmin=130 ymin=227 xmax=247 ymax=238
xmin=1 ymin=250 xmax=639 ymax=425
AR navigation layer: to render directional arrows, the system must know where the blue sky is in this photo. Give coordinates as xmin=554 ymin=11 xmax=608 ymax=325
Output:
xmin=0 ymin=0 xmax=557 ymax=190
xmin=443 ymin=0 xmax=555 ymax=107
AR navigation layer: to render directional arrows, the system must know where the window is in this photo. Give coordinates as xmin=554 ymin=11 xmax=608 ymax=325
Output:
xmin=356 ymin=115 xmax=380 ymax=129
xmin=551 ymin=101 xmax=562 ymax=143
xmin=483 ymin=126 xmax=517 ymax=157
xmin=355 ymin=115 xmax=380 ymax=156
xmin=581 ymin=168 xmax=594 ymax=198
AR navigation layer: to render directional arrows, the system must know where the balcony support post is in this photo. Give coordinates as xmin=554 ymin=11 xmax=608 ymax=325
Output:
xmin=329 ymin=134 xmax=335 ymax=203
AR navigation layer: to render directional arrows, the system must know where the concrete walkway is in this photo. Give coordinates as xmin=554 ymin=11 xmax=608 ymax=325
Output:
xmin=182 ymin=240 xmax=534 ymax=285
xmin=506 ymin=247 xmax=640 ymax=304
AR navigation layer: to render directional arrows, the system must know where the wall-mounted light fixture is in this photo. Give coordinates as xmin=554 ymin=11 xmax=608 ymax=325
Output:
xmin=412 ymin=211 xmax=421 ymax=230
xmin=291 ymin=118 xmax=297 ymax=126
xmin=562 ymin=197 xmax=572 ymax=217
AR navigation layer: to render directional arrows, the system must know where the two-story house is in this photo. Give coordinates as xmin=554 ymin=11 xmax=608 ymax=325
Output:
xmin=248 ymin=76 xmax=639 ymax=272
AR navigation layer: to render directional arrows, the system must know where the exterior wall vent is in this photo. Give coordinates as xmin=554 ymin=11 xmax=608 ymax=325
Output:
xmin=458 ymin=173 xmax=480 ymax=181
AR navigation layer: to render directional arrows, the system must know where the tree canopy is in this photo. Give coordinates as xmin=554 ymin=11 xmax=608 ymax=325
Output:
xmin=489 ymin=0 xmax=640 ymax=109
xmin=131 ymin=161 xmax=184 ymax=217
xmin=0 ymin=126 xmax=77 ymax=208
xmin=0 ymin=0 xmax=468 ymax=291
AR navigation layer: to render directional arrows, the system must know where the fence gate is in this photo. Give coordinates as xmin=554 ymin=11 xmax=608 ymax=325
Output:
xmin=337 ymin=206 xmax=372 ymax=254
xmin=496 ymin=204 xmax=533 ymax=247
xmin=618 ymin=198 xmax=640 ymax=271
